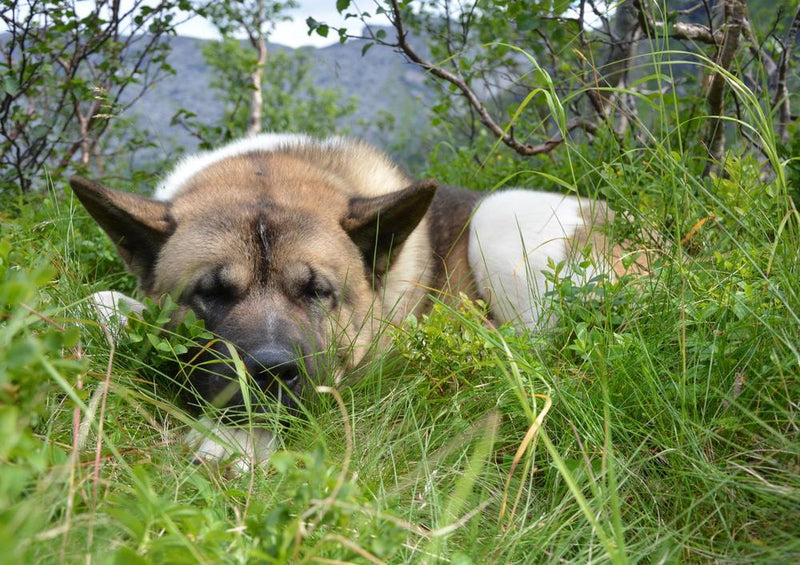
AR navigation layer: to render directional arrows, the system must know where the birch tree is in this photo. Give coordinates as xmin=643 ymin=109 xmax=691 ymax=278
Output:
xmin=201 ymin=0 xmax=297 ymax=136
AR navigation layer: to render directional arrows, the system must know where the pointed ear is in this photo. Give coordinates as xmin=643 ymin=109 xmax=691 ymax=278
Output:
xmin=69 ymin=175 xmax=174 ymax=290
xmin=342 ymin=179 xmax=438 ymax=275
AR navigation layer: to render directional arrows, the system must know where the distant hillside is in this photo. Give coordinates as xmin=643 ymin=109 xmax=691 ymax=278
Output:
xmin=126 ymin=32 xmax=436 ymax=168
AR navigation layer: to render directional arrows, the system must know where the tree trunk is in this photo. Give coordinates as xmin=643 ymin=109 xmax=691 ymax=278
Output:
xmin=596 ymin=0 xmax=642 ymax=135
xmin=702 ymin=0 xmax=744 ymax=178
xmin=774 ymin=5 xmax=800 ymax=142
xmin=247 ymin=35 xmax=268 ymax=137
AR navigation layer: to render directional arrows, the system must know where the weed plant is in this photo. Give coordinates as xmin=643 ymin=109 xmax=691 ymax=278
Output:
xmin=1 ymin=47 xmax=799 ymax=564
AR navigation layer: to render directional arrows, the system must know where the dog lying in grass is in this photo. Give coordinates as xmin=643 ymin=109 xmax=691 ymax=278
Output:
xmin=71 ymin=134 xmax=637 ymax=472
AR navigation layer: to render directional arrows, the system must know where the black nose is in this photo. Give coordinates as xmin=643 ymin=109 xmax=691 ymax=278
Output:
xmin=245 ymin=347 xmax=302 ymax=389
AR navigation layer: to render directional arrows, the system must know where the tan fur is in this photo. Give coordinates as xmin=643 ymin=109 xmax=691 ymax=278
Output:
xmin=570 ymin=201 xmax=649 ymax=278
xmin=154 ymin=147 xmax=443 ymax=367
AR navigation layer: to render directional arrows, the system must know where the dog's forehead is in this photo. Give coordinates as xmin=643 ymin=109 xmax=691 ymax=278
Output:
xmin=166 ymin=153 xmax=354 ymax=217
xmin=150 ymin=153 xmax=369 ymax=293
xmin=154 ymin=199 xmax=354 ymax=292
xmin=176 ymin=199 xmax=335 ymax=244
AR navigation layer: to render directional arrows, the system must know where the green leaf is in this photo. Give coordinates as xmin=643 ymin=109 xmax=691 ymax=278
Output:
xmin=61 ymin=326 xmax=81 ymax=349
xmin=112 ymin=545 xmax=151 ymax=565
xmin=270 ymin=451 xmax=294 ymax=474
xmin=2 ymin=75 xmax=19 ymax=96
xmin=146 ymin=333 xmax=162 ymax=348
xmin=0 ymin=239 xmax=11 ymax=260
xmin=31 ymin=264 xmax=56 ymax=287
xmin=336 ymin=0 xmax=351 ymax=12
xmin=516 ymin=13 xmax=538 ymax=31
xmin=0 ymin=280 xmax=35 ymax=305
xmin=6 ymin=338 xmax=40 ymax=370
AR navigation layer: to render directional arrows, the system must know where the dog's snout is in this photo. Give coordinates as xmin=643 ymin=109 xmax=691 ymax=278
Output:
xmin=246 ymin=348 xmax=301 ymax=388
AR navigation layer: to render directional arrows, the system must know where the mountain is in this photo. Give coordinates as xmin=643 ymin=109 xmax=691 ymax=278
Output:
xmin=125 ymin=32 xmax=436 ymax=167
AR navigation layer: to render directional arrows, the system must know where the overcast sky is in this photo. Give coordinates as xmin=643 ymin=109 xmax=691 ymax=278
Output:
xmin=0 ymin=0 xmax=370 ymax=48
xmin=175 ymin=0 xmax=372 ymax=48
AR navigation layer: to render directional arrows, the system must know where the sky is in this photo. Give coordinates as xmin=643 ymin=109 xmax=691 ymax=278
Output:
xmin=175 ymin=0 xmax=373 ymax=48
xmin=0 ymin=0 xmax=371 ymax=48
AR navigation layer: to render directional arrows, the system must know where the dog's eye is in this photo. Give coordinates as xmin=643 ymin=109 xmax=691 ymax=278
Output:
xmin=192 ymin=268 xmax=238 ymax=305
xmin=304 ymin=272 xmax=336 ymax=304
xmin=194 ymin=282 xmax=232 ymax=302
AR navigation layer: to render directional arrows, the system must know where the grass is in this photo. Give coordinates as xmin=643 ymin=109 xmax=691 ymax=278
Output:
xmin=2 ymin=56 xmax=800 ymax=564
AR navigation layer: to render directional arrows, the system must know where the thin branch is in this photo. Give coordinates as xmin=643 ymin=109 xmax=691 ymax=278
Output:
xmin=672 ymin=22 xmax=724 ymax=44
xmin=702 ymin=0 xmax=715 ymax=36
xmin=385 ymin=0 xmax=590 ymax=156
xmin=676 ymin=2 xmax=707 ymax=17
xmin=703 ymin=0 xmax=745 ymax=177
xmin=585 ymin=0 xmax=611 ymax=37
xmin=2 ymin=0 xmax=182 ymax=190
xmin=526 ymin=118 xmax=598 ymax=155
xmin=596 ymin=0 xmax=641 ymax=136
xmin=740 ymin=17 xmax=777 ymax=78
xmin=773 ymin=4 xmax=800 ymax=141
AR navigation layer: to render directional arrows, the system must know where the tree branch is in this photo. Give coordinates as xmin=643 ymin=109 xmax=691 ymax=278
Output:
xmin=672 ymin=22 xmax=724 ymax=44
xmin=773 ymin=4 xmax=800 ymax=142
xmin=703 ymin=0 xmax=745 ymax=177
xmin=740 ymin=17 xmax=777 ymax=78
xmin=385 ymin=0 xmax=591 ymax=156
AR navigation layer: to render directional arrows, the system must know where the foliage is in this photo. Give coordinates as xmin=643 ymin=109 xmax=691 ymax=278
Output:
xmin=779 ymin=122 xmax=800 ymax=208
xmin=310 ymin=0 xmax=799 ymax=180
xmin=0 ymin=198 xmax=86 ymax=559
xmin=0 ymin=0 xmax=188 ymax=193
xmin=172 ymin=39 xmax=357 ymax=147
xmin=119 ymin=296 xmax=213 ymax=399
xmin=199 ymin=0 xmax=297 ymax=38
xmin=171 ymin=0 xmax=355 ymax=146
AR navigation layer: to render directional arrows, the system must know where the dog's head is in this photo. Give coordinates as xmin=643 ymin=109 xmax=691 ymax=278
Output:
xmin=70 ymin=160 xmax=437 ymax=414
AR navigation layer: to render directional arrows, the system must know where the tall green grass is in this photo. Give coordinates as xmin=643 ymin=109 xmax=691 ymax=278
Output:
xmin=1 ymin=47 xmax=799 ymax=564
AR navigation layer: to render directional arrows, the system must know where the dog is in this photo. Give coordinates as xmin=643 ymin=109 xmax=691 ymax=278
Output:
xmin=71 ymin=133 xmax=636 ymax=472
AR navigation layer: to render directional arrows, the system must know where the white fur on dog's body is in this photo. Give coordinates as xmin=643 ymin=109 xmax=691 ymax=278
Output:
xmin=469 ymin=190 xmax=603 ymax=328
xmin=155 ymin=133 xmax=407 ymax=202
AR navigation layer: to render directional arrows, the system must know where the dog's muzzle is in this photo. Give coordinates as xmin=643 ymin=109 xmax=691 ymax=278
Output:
xmin=184 ymin=338 xmax=307 ymax=414
xmin=245 ymin=347 xmax=303 ymax=391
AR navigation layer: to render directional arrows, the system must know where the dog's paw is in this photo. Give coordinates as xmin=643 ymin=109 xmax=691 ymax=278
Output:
xmin=90 ymin=290 xmax=145 ymax=330
xmin=186 ymin=417 xmax=278 ymax=476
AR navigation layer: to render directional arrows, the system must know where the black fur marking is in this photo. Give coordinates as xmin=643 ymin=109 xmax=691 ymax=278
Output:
xmin=427 ymin=184 xmax=481 ymax=284
xmin=304 ymin=266 xmax=338 ymax=309
xmin=344 ymin=180 xmax=438 ymax=277
xmin=185 ymin=265 xmax=246 ymax=329
xmin=258 ymin=217 xmax=271 ymax=268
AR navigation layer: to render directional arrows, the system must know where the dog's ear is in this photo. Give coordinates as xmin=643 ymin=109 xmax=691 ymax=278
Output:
xmin=342 ymin=179 xmax=438 ymax=276
xmin=69 ymin=176 xmax=174 ymax=290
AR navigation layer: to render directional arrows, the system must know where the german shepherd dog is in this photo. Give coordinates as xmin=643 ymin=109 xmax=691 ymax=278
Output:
xmin=71 ymin=134 xmax=633 ymax=471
